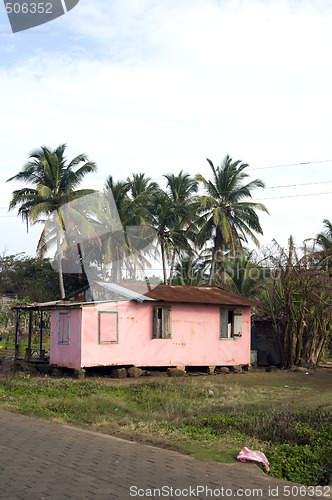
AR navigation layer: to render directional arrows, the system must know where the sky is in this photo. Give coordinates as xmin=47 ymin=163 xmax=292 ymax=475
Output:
xmin=0 ymin=0 xmax=331 ymax=262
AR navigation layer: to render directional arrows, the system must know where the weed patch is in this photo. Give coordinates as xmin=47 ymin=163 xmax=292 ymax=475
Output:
xmin=171 ymin=408 xmax=332 ymax=486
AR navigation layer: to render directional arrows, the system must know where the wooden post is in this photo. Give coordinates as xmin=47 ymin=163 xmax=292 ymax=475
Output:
xmin=39 ymin=310 xmax=43 ymax=352
xmin=27 ymin=310 xmax=32 ymax=362
xmin=14 ymin=310 xmax=19 ymax=359
xmin=39 ymin=310 xmax=45 ymax=360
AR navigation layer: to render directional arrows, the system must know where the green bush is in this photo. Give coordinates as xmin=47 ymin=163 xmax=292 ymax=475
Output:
xmin=177 ymin=409 xmax=332 ymax=486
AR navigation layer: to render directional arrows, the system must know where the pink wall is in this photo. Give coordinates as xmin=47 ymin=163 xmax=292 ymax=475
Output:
xmin=75 ymin=301 xmax=251 ymax=369
xmin=50 ymin=308 xmax=82 ymax=368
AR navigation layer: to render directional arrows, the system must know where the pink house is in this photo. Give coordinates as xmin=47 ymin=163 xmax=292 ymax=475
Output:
xmin=49 ymin=283 xmax=257 ymax=370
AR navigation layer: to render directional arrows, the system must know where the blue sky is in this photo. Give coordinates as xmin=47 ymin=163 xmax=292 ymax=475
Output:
xmin=0 ymin=0 xmax=331 ymax=263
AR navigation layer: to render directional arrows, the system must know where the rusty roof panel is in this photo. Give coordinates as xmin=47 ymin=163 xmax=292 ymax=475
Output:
xmin=12 ymin=284 xmax=259 ymax=309
xmin=144 ymin=285 xmax=259 ymax=307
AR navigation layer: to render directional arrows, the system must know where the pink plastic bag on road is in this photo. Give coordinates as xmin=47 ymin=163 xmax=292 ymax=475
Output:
xmin=237 ymin=447 xmax=270 ymax=471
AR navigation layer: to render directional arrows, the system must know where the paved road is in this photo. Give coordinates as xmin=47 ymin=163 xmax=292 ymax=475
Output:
xmin=0 ymin=410 xmax=330 ymax=500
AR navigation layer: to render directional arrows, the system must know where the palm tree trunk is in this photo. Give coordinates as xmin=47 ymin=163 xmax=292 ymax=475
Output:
xmin=77 ymin=243 xmax=86 ymax=284
xmin=209 ymin=228 xmax=222 ymax=286
xmin=161 ymin=240 xmax=168 ymax=285
xmin=169 ymin=248 xmax=177 ymax=285
xmin=57 ymin=251 xmax=66 ymax=299
xmin=209 ymin=251 xmax=217 ymax=286
xmin=57 ymin=234 xmax=66 ymax=299
xmin=56 ymin=213 xmax=66 ymax=299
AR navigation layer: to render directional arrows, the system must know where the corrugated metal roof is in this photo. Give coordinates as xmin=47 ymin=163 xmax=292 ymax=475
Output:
xmin=12 ymin=284 xmax=259 ymax=309
xmin=95 ymin=282 xmax=258 ymax=306
xmin=143 ymin=285 xmax=259 ymax=307
xmin=94 ymin=281 xmax=154 ymax=303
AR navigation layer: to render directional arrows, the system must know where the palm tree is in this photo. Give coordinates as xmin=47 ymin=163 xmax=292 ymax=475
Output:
xmin=219 ymin=250 xmax=270 ymax=298
xmin=7 ymin=144 xmax=97 ymax=298
xmin=164 ymin=170 xmax=198 ymax=205
xmin=164 ymin=171 xmax=199 ymax=283
xmin=148 ymin=190 xmax=190 ymax=284
xmin=127 ymin=172 xmax=159 ymax=200
xmin=103 ymin=176 xmax=137 ymax=281
xmin=196 ymin=155 xmax=268 ymax=285
xmin=87 ymin=176 xmax=156 ymax=282
xmin=171 ymin=251 xmax=209 ymax=286
xmin=317 ymin=219 xmax=332 ymax=251
xmin=316 ymin=219 xmax=332 ymax=271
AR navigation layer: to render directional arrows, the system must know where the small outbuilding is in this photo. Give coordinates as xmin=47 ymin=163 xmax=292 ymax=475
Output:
xmin=46 ymin=282 xmax=257 ymax=370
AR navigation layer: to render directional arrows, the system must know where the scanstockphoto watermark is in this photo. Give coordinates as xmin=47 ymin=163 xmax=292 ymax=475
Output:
xmin=215 ymin=265 xmax=282 ymax=283
xmin=176 ymin=263 xmax=282 ymax=285
xmin=129 ymin=485 xmax=265 ymax=498
xmin=129 ymin=485 xmax=331 ymax=498
xmin=46 ymin=189 xmax=159 ymax=295
xmin=3 ymin=0 xmax=79 ymax=33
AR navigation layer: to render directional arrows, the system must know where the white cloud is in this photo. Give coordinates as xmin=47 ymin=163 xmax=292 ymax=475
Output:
xmin=0 ymin=0 xmax=331 ymax=256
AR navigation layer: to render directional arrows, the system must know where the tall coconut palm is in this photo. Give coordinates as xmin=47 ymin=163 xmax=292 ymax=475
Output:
xmin=148 ymin=190 xmax=190 ymax=284
xmin=164 ymin=171 xmax=199 ymax=283
xmin=7 ymin=144 xmax=97 ymax=298
xmin=127 ymin=172 xmax=159 ymax=200
xmin=196 ymin=156 xmax=268 ymax=285
xmin=104 ymin=176 xmax=138 ymax=281
xmin=164 ymin=171 xmax=198 ymax=205
xmin=87 ymin=176 xmax=156 ymax=282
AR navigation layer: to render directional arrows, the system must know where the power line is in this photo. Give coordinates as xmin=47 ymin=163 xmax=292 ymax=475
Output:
xmin=0 ymin=179 xmax=328 ymax=206
xmin=2 ymin=158 xmax=332 ymax=187
xmin=151 ymin=159 xmax=332 ymax=180
xmin=265 ymin=180 xmax=332 ymax=190
xmin=0 ymin=185 xmax=331 ymax=211
xmin=253 ymin=191 xmax=332 ymax=201
xmin=1 ymin=168 xmax=331 ymax=210
xmin=0 ymin=190 xmax=331 ymax=213
xmin=1 ymin=158 xmax=331 ymax=191
xmin=248 ymin=159 xmax=332 ymax=171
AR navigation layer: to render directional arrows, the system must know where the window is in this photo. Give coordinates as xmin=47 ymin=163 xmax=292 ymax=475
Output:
xmin=152 ymin=306 xmax=171 ymax=339
xmin=57 ymin=312 xmax=69 ymax=344
xmin=220 ymin=309 xmax=242 ymax=339
xmin=98 ymin=311 xmax=118 ymax=344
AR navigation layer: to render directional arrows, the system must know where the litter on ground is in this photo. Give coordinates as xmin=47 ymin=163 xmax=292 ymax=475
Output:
xmin=237 ymin=447 xmax=270 ymax=471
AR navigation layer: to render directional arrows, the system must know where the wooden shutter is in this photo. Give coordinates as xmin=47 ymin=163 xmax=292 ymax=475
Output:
xmin=152 ymin=308 xmax=157 ymax=338
xmin=233 ymin=311 xmax=243 ymax=337
xmin=58 ymin=312 xmax=69 ymax=344
xmin=162 ymin=307 xmax=172 ymax=339
xmin=220 ymin=309 xmax=228 ymax=338
xmin=152 ymin=307 xmax=171 ymax=338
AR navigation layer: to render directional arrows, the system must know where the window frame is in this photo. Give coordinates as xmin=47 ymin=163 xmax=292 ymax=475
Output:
xmin=57 ymin=312 xmax=70 ymax=345
xmin=220 ymin=308 xmax=242 ymax=339
xmin=152 ymin=306 xmax=172 ymax=339
xmin=98 ymin=311 xmax=119 ymax=344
